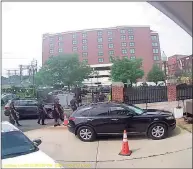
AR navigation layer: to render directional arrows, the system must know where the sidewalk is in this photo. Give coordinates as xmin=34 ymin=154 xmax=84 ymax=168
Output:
xmin=25 ymin=126 xmax=192 ymax=168
xmin=135 ymin=99 xmax=192 ymax=113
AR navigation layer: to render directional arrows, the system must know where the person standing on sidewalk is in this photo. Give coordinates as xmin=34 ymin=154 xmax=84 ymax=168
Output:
xmin=9 ymin=100 xmax=22 ymax=127
xmin=37 ymin=99 xmax=46 ymax=125
xmin=98 ymin=92 xmax=106 ymax=102
xmin=70 ymin=96 xmax=78 ymax=112
xmin=53 ymin=98 xmax=62 ymax=127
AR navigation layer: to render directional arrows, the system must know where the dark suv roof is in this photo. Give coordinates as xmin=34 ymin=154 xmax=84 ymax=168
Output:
xmin=74 ymin=102 xmax=124 ymax=114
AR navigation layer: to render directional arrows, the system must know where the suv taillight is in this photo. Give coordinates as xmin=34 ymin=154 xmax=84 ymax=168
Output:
xmin=4 ymin=106 xmax=9 ymax=110
xmin=69 ymin=117 xmax=75 ymax=121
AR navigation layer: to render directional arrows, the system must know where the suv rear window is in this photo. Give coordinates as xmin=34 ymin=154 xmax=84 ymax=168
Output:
xmin=89 ymin=107 xmax=109 ymax=116
xmin=14 ymin=100 xmax=36 ymax=106
xmin=73 ymin=107 xmax=92 ymax=117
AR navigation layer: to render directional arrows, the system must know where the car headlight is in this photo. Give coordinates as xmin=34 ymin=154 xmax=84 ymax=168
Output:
xmin=166 ymin=116 xmax=175 ymax=120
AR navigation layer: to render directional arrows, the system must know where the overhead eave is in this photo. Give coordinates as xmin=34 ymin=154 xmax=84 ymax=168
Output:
xmin=148 ymin=1 xmax=192 ymax=37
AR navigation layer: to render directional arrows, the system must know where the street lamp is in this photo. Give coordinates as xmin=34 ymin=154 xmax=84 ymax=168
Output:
xmin=161 ymin=51 xmax=168 ymax=84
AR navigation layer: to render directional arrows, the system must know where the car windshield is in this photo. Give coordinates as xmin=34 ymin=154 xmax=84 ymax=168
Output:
xmin=122 ymin=104 xmax=144 ymax=115
xmin=1 ymin=131 xmax=38 ymax=159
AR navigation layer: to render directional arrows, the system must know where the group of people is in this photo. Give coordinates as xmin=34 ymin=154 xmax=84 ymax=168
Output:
xmin=37 ymin=98 xmax=64 ymax=127
xmin=8 ymin=91 xmax=109 ymax=127
xmin=92 ymin=91 xmax=106 ymax=103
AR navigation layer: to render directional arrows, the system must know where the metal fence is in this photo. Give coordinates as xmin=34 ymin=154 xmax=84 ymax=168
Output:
xmin=124 ymin=86 xmax=168 ymax=104
xmin=176 ymin=84 xmax=193 ymax=100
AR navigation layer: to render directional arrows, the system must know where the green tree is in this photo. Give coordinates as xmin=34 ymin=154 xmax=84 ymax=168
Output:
xmin=111 ymin=57 xmax=144 ymax=85
xmin=147 ymin=65 xmax=165 ymax=84
xmin=35 ymin=54 xmax=92 ymax=89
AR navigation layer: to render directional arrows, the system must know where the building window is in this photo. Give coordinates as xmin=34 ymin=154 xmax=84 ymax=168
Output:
xmin=49 ymin=49 xmax=54 ymax=54
xmin=152 ymin=42 xmax=158 ymax=46
xmin=108 ymin=43 xmax=114 ymax=49
xmin=82 ymin=33 xmax=87 ymax=38
xmin=154 ymin=55 xmax=159 ymax=61
xmin=120 ymin=29 xmax=126 ymax=34
xmin=121 ymin=42 xmax=127 ymax=47
xmin=98 ymin=44 xmax=103 ymax=49
xmin=130 ymin=56 xmax=136 ymax=59
xmin=121 ymin=35 xmax=126 ymax=40
xmin=82 ymin=39 xmax=87 ymax=44
xmin=58 ymin=42 xmax=63 ymax=46
xmin=98 ymin=58 xmax=104 ymax=63
xmin=109 ymin=50 xmax=114 ymax=56
xmin=108 ymin=31 xmax=113 ymax=36
xmin=72 ymin=40 xmax=77 ymax=45
xmin=50 ymin=43 xmax=54 ymax=48
xmin=129 ymin=35 xmax=134 ymax=40
xmin=151 ymin=35 xmax=157 ymax=41
xmin=58 ymin=36 xmax=63 ymax=41
xmin=98 ymin=37 xmax=103 ymax=43
xmin=82 ymin=45 xmax=88 ymax=51
xmin=49 ymin=37 xmax=54 ymax=42
xmin=153 ymin=48 xmax=159 ymax=54
xmin=124 ymin=56 xmax=128 ymax=59
xmin=83 ymin=59 xmax=88 ymax=63
xmin=97 ymin=31 xmax=103 ymax=36
xmin=128 ymin=28 xmax=133 ymax=34
xmin=72 ymin=34 xmax=77 ymax=39
xmin=130 ymin=48 xmax=135 ymax=54
xmin=122 ymin=49 xmax=127 ymax=54
xmin=129 ymin=42 xmax=135 ymax=47
xmin=82 ymin=52 xmax=88 ymax=57
xmin=72 ymin=46 xmax=78 ymax=51
xmin=108 ymin=37 xmax=113 ymax=42
xmin=58 ymin=48 xmax=63 ymax=53
xmin=98 ymin=51 xmax=103 ymax=56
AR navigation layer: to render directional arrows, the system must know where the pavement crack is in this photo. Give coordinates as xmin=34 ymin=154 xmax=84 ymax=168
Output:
xmin=94 ymin=141 xmax=99 ymax=169
xmin=56 ymin=147 xmax=192 ymax=163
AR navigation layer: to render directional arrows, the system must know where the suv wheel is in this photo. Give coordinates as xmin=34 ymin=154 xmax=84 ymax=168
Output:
xmin=148 ymin=123 xmax=167 ymax=140
xmin=77 ymin=126 xmax=96 ymax=142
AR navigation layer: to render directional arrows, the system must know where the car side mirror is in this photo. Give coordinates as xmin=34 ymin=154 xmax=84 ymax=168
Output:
xmin=33 ymin=139 xmax=42 ymax=146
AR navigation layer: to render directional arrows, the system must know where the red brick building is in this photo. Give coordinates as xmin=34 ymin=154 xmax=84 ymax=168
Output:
xmin=167 ymin=54 xmax=192 ymax=77
xmin=42 ymin=26 xmax=162 ymax=78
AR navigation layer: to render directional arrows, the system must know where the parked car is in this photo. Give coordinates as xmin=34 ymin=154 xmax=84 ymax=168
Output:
xmin=1 ymin=93 xmax=17 ymax=105
xmin=68 ymin=102 xmax=176 ymax=142
xmin=2 ymin=121 xmax=61 ymax=168
xmin=4 ymin=99 xmax=53 ymax=119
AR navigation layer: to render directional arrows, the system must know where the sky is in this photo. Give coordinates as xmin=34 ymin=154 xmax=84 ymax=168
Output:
xmin=2 ymin=2 xmax=192 ymax=77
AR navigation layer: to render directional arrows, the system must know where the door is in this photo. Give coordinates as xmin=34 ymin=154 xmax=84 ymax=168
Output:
xmin=26 ymin=100 xmax=38 ymax=116
xmin=108 ymin=106 xmax=133 ymax=134
xmin=14 ymin=100 xmax=29 ymax=116
xmin=86 ymin=106 xmax=111 ymax=134
xmin=124 ymin=105 xmax=152 ymax=133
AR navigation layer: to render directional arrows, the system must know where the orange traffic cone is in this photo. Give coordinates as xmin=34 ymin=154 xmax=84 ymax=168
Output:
xmin=119 ymin=130 xmax=132 ymax=156
xmin=63 ymin=114 xmax=68 ymax=126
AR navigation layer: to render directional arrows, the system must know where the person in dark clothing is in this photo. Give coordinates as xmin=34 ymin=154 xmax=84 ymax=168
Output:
xmin=70 ymin=96 xmax=78 ymax=112
xmin=53 ymin=98 xmax=63 ymax=127
xmin=9 ymin=100 xmax=22 ymax=126
xmin=94 ymin=93 xmax=99 ymax=103
xmin=37 ymin=100 xmax=46 ymax=125
xmin=98 ymin=92 xmax=106 ymax=102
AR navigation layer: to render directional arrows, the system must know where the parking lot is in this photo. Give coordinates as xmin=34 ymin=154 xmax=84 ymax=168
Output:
xmin=25 ymin=125 xmax=192 ymax=168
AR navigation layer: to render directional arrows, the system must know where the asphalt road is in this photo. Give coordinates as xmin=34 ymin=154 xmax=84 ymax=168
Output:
xmin=1 ymin=110 xmax=56 ymax=132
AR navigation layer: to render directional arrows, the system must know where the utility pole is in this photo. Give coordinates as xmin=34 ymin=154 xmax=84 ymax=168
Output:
xmin=19 ymin=65 xmax=23 ymax=85
xmin=7 ymin=70 xmax=11 ymax=84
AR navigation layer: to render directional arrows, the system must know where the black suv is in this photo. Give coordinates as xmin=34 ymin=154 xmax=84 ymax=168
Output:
xmin=68 ymin=102 xmax=176 ymax=142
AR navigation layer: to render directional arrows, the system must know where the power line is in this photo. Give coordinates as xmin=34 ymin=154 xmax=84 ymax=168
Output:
xmin=2 ymin=58 xmax=29 ymax=60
